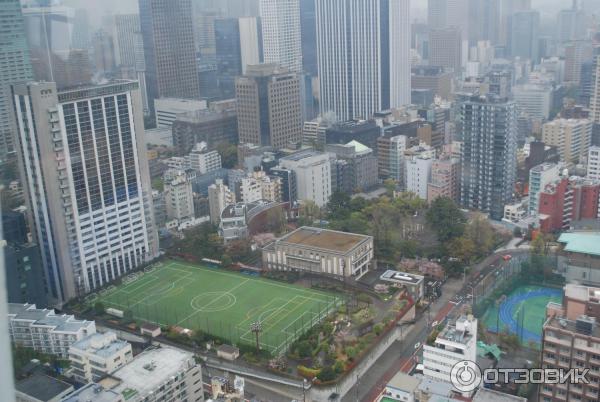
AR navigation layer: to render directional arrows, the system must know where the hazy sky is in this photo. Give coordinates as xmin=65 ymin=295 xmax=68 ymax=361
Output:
xmin=63 ymin=0 xmax=589 ymax=31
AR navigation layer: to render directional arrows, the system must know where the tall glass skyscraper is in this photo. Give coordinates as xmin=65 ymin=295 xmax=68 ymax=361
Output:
xmin=139 ymin=0 xmax=201 ymax=112
xmin=460 ymin=95 xmax=518 ymax=220
xmin=259 ymin=0 xmax=302 ymax=73
xmin=0 ymin=0 xmax=33 ymax=160
xmin=315 ymin=0 xmax=411 ymax=121
xmin=12 ymin=81 xmax=158 ymax=305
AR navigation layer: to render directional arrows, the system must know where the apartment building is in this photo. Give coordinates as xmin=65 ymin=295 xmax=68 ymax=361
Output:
xmin=69 ymin=332 xmax=133 ymax=383
xmin=8 ymin=303 xmax=96 ymax=359
xmin=101 ymin=346 xmax=203 ymax=402
xmin=540 ymin=285 xmax=600 ymax=402
xmin=423 ymin=315 xmax=478 ymax=397
xmin=542 ymin=119 xmax=593 ymax=164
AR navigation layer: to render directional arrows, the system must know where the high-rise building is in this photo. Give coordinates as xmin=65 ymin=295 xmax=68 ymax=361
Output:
xmin=12 ymin=81 xmax=158 ymax=304
xmin=300 ymin=0 xmax=318 ymax=77
xmin=411 ymin=66 xmax=453 ymax=100
xmin=588 ymin=146 xmax=600 ymax=180
xmin=0 ymin=0 xmax=33 ymax=159
xmin=208 ymin=179 xmax=236 ymax=224
xmin=557 ymin=5 xmax=586 ymax=43
xmin=499 ymin=0 xmax=532 ymax=46
xmin=427 ymin=0 xmax=470 ymax=42
xmin=315 ymin=0 xmax=411 ymax=121
xmin=540 ymin=285 xmax=600 ymax=402
xmin=406 ymin=151 xmax=434 ymax=200
xmin=528 ymin=163 xmax=562 ymax=216
xmin=259 ymin=0 xmax=302 ymax=73
xmin=279 ymin=149 xmax=332 ymax=207
xmin=513 ymin=84 xmax=553 ymax=121
xmin=172 ymin=106 xmax=239 ymax=156
xmin=591 ymin=56 xmax=600 ymax=124
xmin=92 ymin=30 xmax=117 ymax=75
xmin=427 ymin=155 xmax=461 ymax=203
xmin=460 ymin=96 xmax=517 ymax=220
xmin=542 ymin=118 xmax=593 ymax=164
xmin=429 ymin=27 xmax=463 ymax=74
xmin=164 ymin=170 xmax=195 ymax=222
xmin=0 ymin=221 xmax=15 ymax=402
xmin=115 ymin=14 xmax=141 ymax=68
xmin=564 ymin=41 xmax=593 ymax=85
xmin=139 ymin=0 xmax=200 ymax=112
xmin=235 ymin=64 xmax=303 ymax=148
xmin=508 ymin=10 xmax=540 ymax=63
xmin=215 ymin=17 xmax=262 ymax=98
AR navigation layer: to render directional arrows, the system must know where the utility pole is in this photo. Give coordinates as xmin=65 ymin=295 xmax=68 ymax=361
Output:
xmin=250 ymin=322 xmax=262 ymax=352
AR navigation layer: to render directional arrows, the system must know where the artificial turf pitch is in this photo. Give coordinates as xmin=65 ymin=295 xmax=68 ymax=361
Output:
xmin=92 ymin=260 xmax=341 ymax=354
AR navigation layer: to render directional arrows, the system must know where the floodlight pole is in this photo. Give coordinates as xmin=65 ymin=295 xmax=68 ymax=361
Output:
xmin=251 ymin=321 xmax=262 ymax=352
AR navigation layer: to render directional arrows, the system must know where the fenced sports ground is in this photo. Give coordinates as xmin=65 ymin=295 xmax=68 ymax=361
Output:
xmin=482 ymin=285 xmax=562 ymax=345
xmin=88 ymin=260 xmax=342 ymax=355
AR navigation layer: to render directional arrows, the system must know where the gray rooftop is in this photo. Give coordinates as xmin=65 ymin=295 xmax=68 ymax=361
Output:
xmin=387 ymin=371 xmax=421 ymax=392
xmin=70 ymin=332 xmax=130 ymax=359
xmin=8 ymin=303 xmax=94 ymax=333
xmin=473 ymin=388 xmax=527 ymax=402
xmin=61 ymin=383 xmax=122 ymax=402
xmin=417 ymin=376 xmax=453 ymax=396
xmin=109 ymin=346 xmax=195 ymax=399
xmin=15 ymin=373 xmax=73 ymax=401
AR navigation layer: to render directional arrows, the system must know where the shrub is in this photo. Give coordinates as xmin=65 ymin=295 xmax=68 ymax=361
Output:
xmin=317 ymin=365 xmax=336 ymax=382
xmin=94 ymin=302 xmax=105 ymax=315
xmin=296 ymin=340 xmax=313 ymax=358
xmin=298 ymin=365 xmax=321 ymax=379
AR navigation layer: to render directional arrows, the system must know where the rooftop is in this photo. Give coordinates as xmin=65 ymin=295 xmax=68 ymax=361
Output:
xmin=280 ymin=149 xmax=327 ymax=162
xmin=557 ymin=232 xmax=600 ymax=256
xmin=15 ymin=373 xmax=73 ymax=401
xmin=380 ymin=270 xmax=424 ymax=284
xmin=386 ymin=371 xmax=421 ymax=392
xmin=8 ymin=303 xmax=94 ymax=333
xmin=70 ymin=332 xmax=130 ymax=359
xmin=278 ymin=227 xmax=371 ymax=254
xmin=109 ymin=346 xmax=195 ymax=399
xmin=61 ymin=383 xmax=122 ymax=402
xmin=417 ymin=376 xmax=453 ymax=397
xmin=473 ymin=388 xmax=527 ymax=402
xmin=546 ymin=315 xmax=600 ymax=338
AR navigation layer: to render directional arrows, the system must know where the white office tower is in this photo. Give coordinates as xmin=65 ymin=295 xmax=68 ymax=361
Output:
xmin=12 ymin=81 xmax=158 ymax=304
xmin=259 ymin=0 xmax=302 ymax=73
xmin=164 ymin=170 xmax=195 ymax=222
xmin=405 ymin=147 xmax=435 ymax=200
xmin=208 ymin=179 xmax=236 ymax=225
xmin=588 ymin=146 xmax=600 ymax=180
xmin=315 ymin=0 xmax=411 ymax=121
xmin=279 ymin=150 xmax=331 ymax=207
xmin=423 ymin=315 xmax=478 ymax=397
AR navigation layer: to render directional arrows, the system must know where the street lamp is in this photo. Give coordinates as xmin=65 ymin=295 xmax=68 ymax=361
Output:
xmin=250 ymin=321 xmax=262 ymax=352
xmin=302 ymin=378 xmax=308 ymax=402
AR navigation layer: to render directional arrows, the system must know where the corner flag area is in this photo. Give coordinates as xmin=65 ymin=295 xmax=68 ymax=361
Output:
xmin=89 ymin=260 xmax=342 ymax=354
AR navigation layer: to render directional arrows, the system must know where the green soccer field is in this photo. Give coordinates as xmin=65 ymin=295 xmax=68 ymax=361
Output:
xmin=91 ymin=260 xmax=341 ymax=354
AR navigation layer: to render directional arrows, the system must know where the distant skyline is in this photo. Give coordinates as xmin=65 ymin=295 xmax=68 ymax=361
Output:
xmin=54 ymin=0 xmax=591 ymax=31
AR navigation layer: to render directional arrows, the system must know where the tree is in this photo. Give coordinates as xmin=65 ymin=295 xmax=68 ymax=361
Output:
xmin=383 ymin=178 xmax=397 ymax=195
xmin=513 ymin=227 xmax=523 ymax=238
xmin=173 ymin=223 xmax=225 ymax=260
xmin=296 ymin=340 xmax=312 ymax=358
xmin=216 ymin=142 xmax=238 ymax=169
xmin=465 ymin=215 xmax=495 ymax=257
xmin=447 ymin=236 xmax=476 ymax=263
xmin=226 ymin=239 xmax=253 ymax=262
xmin=426 ymin=197 xmax=466 ymax=243
xmin=94 ymin=302 xmax=105 ymax=315
xmin=317 ymin=365 xmax=336 ymax=382
xmin=265 ymin=206 xmax=287 ymax=234
xmin=327 ymin=191 xmax=351 ymax=220
xmin=299 ymin=200 xmax=322 ymax=226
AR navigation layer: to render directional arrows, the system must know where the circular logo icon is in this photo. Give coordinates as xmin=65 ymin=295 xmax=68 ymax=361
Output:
xmin=450 ymin=360 xmax=482 ymax=393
